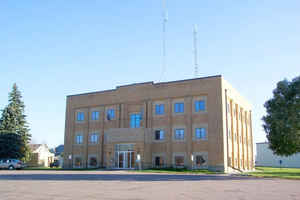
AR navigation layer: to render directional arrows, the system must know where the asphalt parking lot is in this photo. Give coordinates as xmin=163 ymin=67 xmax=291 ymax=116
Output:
xmin=0 ymin=170 xmax=299 ymax=200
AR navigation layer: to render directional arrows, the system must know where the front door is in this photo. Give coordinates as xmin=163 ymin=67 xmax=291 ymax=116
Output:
xmin=116 ymin=151 xmax=135 ymax=169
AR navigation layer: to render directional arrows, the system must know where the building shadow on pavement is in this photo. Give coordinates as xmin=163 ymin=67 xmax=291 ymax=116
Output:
xmin=0 ymin=173 xmax=260 ymax=181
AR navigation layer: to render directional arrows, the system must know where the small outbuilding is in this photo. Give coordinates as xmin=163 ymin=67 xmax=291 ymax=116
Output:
xmin=256 ymin=142 xmax=300 ymax=168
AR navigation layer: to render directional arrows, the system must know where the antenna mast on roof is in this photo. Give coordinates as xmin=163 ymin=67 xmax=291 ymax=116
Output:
xmin=193 ymin=24 xmax=198 ymax=77
xmin=159 ymin=0 xmax=168 ymax=82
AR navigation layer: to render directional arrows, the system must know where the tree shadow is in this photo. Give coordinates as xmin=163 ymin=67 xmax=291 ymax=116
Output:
xmin=0 ymin=173 xmax=261 ymax=182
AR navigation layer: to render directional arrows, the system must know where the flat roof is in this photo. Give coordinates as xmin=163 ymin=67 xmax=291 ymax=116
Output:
xmin=67 ymin=75 xmax=222 ymax=97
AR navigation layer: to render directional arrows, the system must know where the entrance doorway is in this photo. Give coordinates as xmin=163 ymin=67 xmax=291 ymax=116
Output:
xmin=114 ymin=144 xmax=135 ymax=169
xmin=115 ymin=151 xmax=135 ymax=169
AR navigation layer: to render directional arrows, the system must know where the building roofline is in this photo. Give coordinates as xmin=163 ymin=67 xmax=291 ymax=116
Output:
xmin=67 ymin=74 xmax=222 ymax=98
xmin=256 ymin=142 xmax=269 ymax=144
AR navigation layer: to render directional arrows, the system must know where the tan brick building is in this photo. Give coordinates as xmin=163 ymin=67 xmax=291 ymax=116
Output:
xmin=63 ymin=75 xmax=254 ymax=172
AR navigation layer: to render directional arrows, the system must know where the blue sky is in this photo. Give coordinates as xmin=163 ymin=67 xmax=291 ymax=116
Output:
xmin=0 ymin=1 xmax=299 ymax=148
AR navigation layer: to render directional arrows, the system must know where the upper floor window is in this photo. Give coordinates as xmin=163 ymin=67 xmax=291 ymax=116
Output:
xmin=195 ymin=100 xmax=206 ymax=112
xmin=195 ymin=128 xmax=207 ymax=140
xmin=155 ymin=104 xmax=165 ymax=115
xmin=107 ymin=109 xmax=115 ymax=120
xmin=75 ymin=135 xmax=83 ymax=144
xmin=130 ymin=113 xmax=141 ymax=128
xmin=174 ymin=102 xmax=184 ymax=113
xmin=90 ymin=133 xmax=99 ymax=144
xmin=155 ymin=130 xmax=165 ymax=140
xmin=91 ymin=111 xmax=100 ymax=121
xmin=77 ymin=112 xmax=84 ymax=121
xmin=174 ymin=129 xmax=184 ymax=140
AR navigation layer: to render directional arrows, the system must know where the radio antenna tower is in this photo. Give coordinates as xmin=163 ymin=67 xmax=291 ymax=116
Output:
xmin=159 ymin=0 xmax=168 ymax=82
xmin=193 ymin=24 xmax=198 ymax=77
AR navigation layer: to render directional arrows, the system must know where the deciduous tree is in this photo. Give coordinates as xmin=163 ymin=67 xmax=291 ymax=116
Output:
xmin=263 ymin=76 xmax=300 ymax=156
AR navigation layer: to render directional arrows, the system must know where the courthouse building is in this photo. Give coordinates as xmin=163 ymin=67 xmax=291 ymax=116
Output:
xmin=63 ymin=75 xmax=254 ymax=172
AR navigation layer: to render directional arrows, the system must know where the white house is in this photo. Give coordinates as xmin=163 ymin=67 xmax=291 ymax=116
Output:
xmin=28 ymin=144 xmax=55 ymax=167
xmin=256 ymin=142 xmax=300 ymax=168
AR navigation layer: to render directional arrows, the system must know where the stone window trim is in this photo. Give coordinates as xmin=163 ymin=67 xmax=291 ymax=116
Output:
xmin=172 ymin=99 xmax=185 ymax=115
xmin=89 ymin=132 xmax=100 ymax=145
xmin=105 ymin=106 xmax=116 ymax=121
xmin=153 ymin=128 xmax=166 ymax=143
xmin=172 ymin=126 xmax=186 ymax=142
xmin=193 ymin=96 xmax=207 ymax=114
xmin=73 ymin=155 xmax=83 ymax=168
xmin=152 ymin=153 xmax=166 ymax=168
xmin=192 ymin=152 xmax=208 ymax=169
xmin=130 ymin=112 xmax=142 ymax=128
xmin=90 ymin=109 xmax=101 ymax=121
xmin=88 ymin=154 xmax=99 ymax=168
xmin=75 ymin=110 xmax=85 ymax=123
xmin=172 ymin=152 xmax=186 ymax=168
xmin=152 ymin=100 xmax=167 ymax=117
xmin=192 ymin=124 xmax=208 ymax=141
xmin=74 ymin=133 xmax=84 ymax=145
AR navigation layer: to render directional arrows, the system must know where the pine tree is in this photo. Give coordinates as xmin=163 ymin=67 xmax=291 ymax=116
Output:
xmin=0 ymin=83 xmax=31 ymax=160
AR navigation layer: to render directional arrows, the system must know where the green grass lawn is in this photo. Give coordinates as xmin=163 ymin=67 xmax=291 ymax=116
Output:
xmin=130 ymin=168 xmax=222 ymax=174
xmin=246 ymin=167 xmax=300 ymax=180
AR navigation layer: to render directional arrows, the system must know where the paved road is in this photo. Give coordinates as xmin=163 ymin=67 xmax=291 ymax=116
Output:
xmin=0 ymin=170 xmax=299 ymax=200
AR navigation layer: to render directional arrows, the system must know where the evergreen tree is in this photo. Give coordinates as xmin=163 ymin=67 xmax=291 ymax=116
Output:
xmin=0 ymin=132 xmax=24 ymax=159
xmin=0 ymin=83 xmax=31 ymax=160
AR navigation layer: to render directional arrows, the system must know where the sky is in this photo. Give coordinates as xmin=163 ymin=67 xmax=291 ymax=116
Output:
xmin=0 ymin=1 xmax=299 ymax=148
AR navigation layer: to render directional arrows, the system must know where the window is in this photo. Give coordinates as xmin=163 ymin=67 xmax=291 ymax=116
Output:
xmin=174 ymin=129 xmax=184 ymax=140
xmin=75 ymin=135 xmax=83 ymax=144
xmin=175 ymin=156 xmax=184 ymax=167
xmin=195 ymin=128 xmax=207 ymax=140
xmin=155 ymin=104 xmax=165 ymax=115
xmin=130 ymin=113 xmax=141 ymax=128
xmin=89 ymin=157 xmax=97 ymax=167
xmin=155 ymin=156 xmax=164 ymax=167
xmin=195 ymin=155 xmax=207 ymax=167
xmin=91 ymin=111 xmax=99 ymax=120
xmin=107 ymin=109 xmax=115 ymax=120
xmin=90 ymin=133 xmax=99 ymax=144
xmin=155 ymin=130 xmax=165 ymax=140
xmin=74 ymin=157 xmax=82 ymax=167
xmin=77 ymin=112 xmax=84 ymax=121
xmin=195 ymin=100 xmax=206 ymax=112
xmin=174 ymin=102 xmax=184 ymax=113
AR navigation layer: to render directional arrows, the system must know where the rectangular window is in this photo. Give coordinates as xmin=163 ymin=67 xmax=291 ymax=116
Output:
xmin=155 ymin=130 xmax=165 ymax=140
xmin=174 ymin=129 xmax=184 ymax=140
xmin=130 ymin=113 xmax=141 ymax=128
xmin=175 ymin=156 xmax=184 ymax=167
xmin=74 ymin=157 xmax=82 ymax=167
xmin=107 ymin=109 xmax=115 ymax=120
xmin=75 ymin=135 xmax=83 ymax=144
xmin=91 ymin=111 xmax=99 ymax=121
xmin=195 ymin=155 xmax=207 ymax=167
xmin=90 ymin=133 xmax=99 ymax=144
xmin=174 ymin=102 xmax=184 ymax=113
xmin=195 ymin=100 xmax=206 ymax=112
xmin=155 ymin=104 xmax=165 ymax=115
xmin=195 ymin=128 xmax=207 ymax=140
xmin=155 ymin=156 xmax=164 ymax=167
xmin=76 ymin=112 xmax=84 ymax=121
